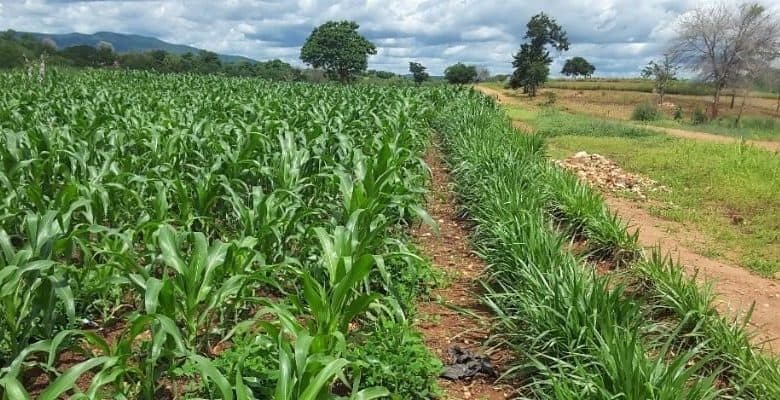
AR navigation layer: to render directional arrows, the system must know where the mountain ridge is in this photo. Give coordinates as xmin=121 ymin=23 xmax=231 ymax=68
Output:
xmin=19 ymin=30 xmax=257 ymax=63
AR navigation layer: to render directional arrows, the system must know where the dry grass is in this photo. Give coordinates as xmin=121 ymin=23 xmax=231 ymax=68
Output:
xmin=483 ymin=83 xmax=780 ymax=121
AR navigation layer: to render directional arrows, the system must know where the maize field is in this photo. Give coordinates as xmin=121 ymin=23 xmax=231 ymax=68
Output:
xmin=0 ymin=70 xmax=440 ymax=399
xmin=1 ymin=70 xmax=779 ymax=399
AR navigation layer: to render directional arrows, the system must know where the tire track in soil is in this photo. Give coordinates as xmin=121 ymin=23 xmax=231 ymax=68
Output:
xmin=412 ymin=143 xmax=514 ymax=400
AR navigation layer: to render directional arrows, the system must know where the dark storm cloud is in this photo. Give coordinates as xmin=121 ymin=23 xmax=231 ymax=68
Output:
xmin=0 ymin=0 xmax=765 ymax=76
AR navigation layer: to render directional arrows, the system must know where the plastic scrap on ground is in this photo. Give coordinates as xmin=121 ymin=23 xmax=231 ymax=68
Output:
xmin=440 ymin=346 xmax=498 ymax=381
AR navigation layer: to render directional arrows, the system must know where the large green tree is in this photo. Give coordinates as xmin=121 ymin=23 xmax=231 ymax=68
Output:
xmin=409 ymin=61 xmax=429 ymax=84
xmin=510 ymin=13 xmax=569 ymax=96
xmin=444 ymin=63 xmax=477 ymax=84
xmin=300 ymin=21 xmax=377 ymax=82
xmin=561 ymin=56 xmax=595 ymax=78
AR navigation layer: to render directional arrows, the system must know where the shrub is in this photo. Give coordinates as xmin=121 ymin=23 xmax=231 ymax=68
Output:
xmin=631 ymin=102 xmax=659 ymax=121
xmin=673 ymin=105 xmax=683 ymax=121
xmin=541 ymin=91 xmax=557 ymax=106
xmin=691 ymin=106 xmax=708 ymax=125
xmin=346 ymin=319 xmax=442 ymax=400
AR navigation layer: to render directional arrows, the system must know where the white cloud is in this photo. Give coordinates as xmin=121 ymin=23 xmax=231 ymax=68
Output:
xmin=0 ymin=0 xmax=757 ymax=76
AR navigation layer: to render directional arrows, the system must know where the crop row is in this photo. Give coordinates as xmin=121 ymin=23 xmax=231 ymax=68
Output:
xmin=432 ymin=90 xmax=780 ymax=399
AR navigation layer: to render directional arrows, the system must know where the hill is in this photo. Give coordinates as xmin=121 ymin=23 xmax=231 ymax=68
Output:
xmin=20 ymin=31 xmax=255 ymax=63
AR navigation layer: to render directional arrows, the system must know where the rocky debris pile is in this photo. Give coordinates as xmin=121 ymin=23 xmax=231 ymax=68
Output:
xmin=554 ymin=151 xmax=669 ymax=199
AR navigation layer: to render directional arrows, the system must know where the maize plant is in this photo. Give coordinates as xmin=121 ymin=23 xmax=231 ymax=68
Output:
xmin=0 ymin=69 xmax=439 ymax=398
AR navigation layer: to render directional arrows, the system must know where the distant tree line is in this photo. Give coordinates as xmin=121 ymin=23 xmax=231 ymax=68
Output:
xmin=2 ymin=28 xmax=415 ymax=84
xmin=0 ymin=29 xmax=304 ymax=81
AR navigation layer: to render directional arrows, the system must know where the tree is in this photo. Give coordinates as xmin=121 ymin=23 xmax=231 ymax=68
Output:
xmin=255 ymin=59 xmax=303 ymax=81
xmin=759 ymin=68 xmax=780 ymax=114
xmin=366 ymin=69 xmax=396 ymax=79
xmin=300 ymin=21 xmax=377 ymax=83
xmin=149 ymin=50 xmax=168 ymax=69
xmin=409 ymin=62 xmax=429 ymax=84
xmin=195 ymin=50 xmax=221 ymax=74
xmin=444 ymin=63 xmax=477 ymax=84
xmin=561 ymin=57 xmax=595 ymax=78
xmin=641 ymin=54 xmax=678 ymax=104
xmin=41 ymin=38 xmax=57 ymax=52
xmin=510 ymin=13 xmax=569 ymax=96
xmin=61 ymin=45 xmax=99 ymax=67
xmin=0 ymin=40 xmax=26 ymax=68
xmin=1 ymin=30 xmax=15 ymax=41
xmin=476 ymin=66 xmax=491 ymax=82
xmin=181 ymin=52 xmax=195 ymax=71
xmin=96 ymin=41 xmax=116 ymax=65
xmin=162 ymin=53 xmax=184 ymax=73
xmin=671 ymin=2 xmax=780 ymax=117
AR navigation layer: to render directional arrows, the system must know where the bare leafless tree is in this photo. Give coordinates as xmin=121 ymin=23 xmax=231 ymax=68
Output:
xmin=475 ymin=66 xmax=491 ymax=83
xmin=671 ymin=2 xmax=780 ymax=117
xmin=41 ymin=37 xmax=57 ymax=52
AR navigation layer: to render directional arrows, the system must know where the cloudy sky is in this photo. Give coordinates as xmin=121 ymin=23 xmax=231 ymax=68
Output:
xmin=0 ymin=0 xmax=771 ymax=76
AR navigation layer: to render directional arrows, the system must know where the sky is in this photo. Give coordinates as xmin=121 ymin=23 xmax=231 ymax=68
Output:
xmin=0 ymin=0 xmax=770 ymax=76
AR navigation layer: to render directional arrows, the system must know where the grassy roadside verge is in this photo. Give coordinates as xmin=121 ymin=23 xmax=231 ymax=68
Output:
xmin=650 ymin=118 xmax=780 ymax=142
xmin=433 ymin=90 xmax=780 ymax=398
xmin=491 ymin=95 xmax=780 ymax=277
xmin=543 ymin=130 xmax=780 ymax=276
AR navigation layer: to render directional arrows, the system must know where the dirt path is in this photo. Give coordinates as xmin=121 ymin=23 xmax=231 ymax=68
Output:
xmin=473 ymin=85 xmax=533 ymax=133
xmin=475 ymin=85 xmax=780 ymax=153
xmin=412 ymin=143 xmax=514 ymax=400
xmin=605 ymin=195 xmax=780 ymax=351
xmin=638 ymin=124 xmax=780 ymax=153
xmin=474 ymin=85 xmax=518 ymax=106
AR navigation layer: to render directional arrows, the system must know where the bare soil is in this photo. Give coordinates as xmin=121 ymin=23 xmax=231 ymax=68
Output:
xmin=475 ymin=85 xmax=524 ymax=108
xmin=605 ymin=195 xmax=780 ymax=352
xmin=413 ymin=143 xmax=514 ymax=399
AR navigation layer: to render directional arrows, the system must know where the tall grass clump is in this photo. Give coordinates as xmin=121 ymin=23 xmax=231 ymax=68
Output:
xmin=637 ymin=251 xmax=780 ymax=398
xmin=541 ymin=167 xmax=639 ymax=263
xmin=631 ymin=102 xmax=660 ymax=121
xmin=432 ymin=91 xmax=727 ymax=399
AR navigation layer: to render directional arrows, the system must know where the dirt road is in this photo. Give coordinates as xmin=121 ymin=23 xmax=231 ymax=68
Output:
xmin=474 ymin=84 xmax=517 ymax=106
xmin=605 ymin=195 xmax=780 ymax=351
